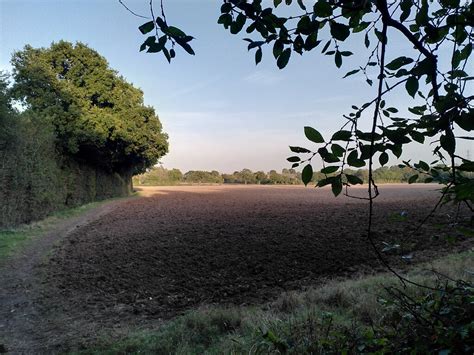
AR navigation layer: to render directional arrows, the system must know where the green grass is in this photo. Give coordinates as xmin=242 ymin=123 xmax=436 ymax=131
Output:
xmin=0 ymin=193 xmax=141 ymax=263
xmin=76 ymin=251 xmax=474 ymax=354
xmin=0 ymin=202 xmax=101 ymax=262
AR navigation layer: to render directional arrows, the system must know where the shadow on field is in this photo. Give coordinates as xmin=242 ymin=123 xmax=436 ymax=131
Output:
xmin=45 ymin=185 xmax=471 ymax=322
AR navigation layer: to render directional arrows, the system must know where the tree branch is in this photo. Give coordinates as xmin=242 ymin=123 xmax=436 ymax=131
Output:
xmin=375 ymin=0 xmax=440 ymax=102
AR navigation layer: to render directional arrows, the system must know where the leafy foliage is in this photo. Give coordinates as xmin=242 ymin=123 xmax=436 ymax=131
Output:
xmin=133 ymin=166 xmax=183 ymax=186
xmin=373 ymin=280 xmax=474 ymax=354
xmin=0 ymin=73 xmax=132 ymax=227
xmin=137 ymin=3 xmax=194 ymax=62
xmin=256 ymin=281 xmax=474 ymax=354
xmin=11 ymin=41 xmax=168 ymax=174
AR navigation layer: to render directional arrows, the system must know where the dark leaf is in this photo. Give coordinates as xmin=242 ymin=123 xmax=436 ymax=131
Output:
xmin=317 ymin=177 xmax=334 ymax=187
xmin=331 ymin=130 xmax=352 ymax=141
xmin=440 ymin=130 xmax=456 ymax=155
xmin=405 ymin=76 xmax=419 ymax=98
xmin=167 ymin=26 xmax=186 ymax=38
xmin=221 ymin=2 xmax=232 ymax=13
xmin=139 ymin=21 xmax=155 ymax=34
xmin=455 ymin=111 xmax=474 ymax=131
xmin=408 ymin=174 xmax=419 ymax=184
xmin=313 ymin=1 xmax=333 ymax=17
xmin=230 ymin=13 xmax=246 ymax=34
xmin=255 ymin=47 xmax=262 ymax=65
xmin=293 ymin=35 xmax=305 ymax=54
xmin=289 ymin=146 xmax=311 ymax=153
xmin=409 ymin=131 xmax=425 ymax=143
xmin=287 ymin=156 xmax=301 ymax=162
xmin=321 ymin=166 xmax=339 ymax=174
xmin=277 ymin=48 xmax=291 ymax=69
xmin=297 ymin=16 xmax=313 ymax=35
xmin=379 ymin=152 xmax=389 ymax=166
xmin=459 ymin=162 xmax=474 ymax=172
xmin=400 ymin=0 xmax=412 ymax=22
xmin=346 ymin=174 xmax=363 ymax=185
xmin=319 ymin=148 xmax=340 ymax=163
xmin=177 ymin=40 xmax=195 ymax=55
xmin=273 ymin=40 xmax=284 ymax=58
xmin=334 ymin=51 xmax=342 ymax=68
xmin=331 ymin=176 xmax=343 ymax=196
xmin=304 ymin=126 xmax=324 ymax=143
xmin=331 ymin=143 xmax=345 ymax=157
xmin=343 ymin=69 xmax=359 ymax=78
xmin=302 ymin=164 xmax=313 ymax=186
xmin=386 ymin=56 xmax=414 ymax=71
xmin=218 ymin=14 xmax=233 ymax=28
xmin=347 ymin=150 xmax=366 ymax=167
xmin=330 ymin=22 xmax=350 ymax=41
xmin=418 ymin=160 xmax=429 ymax=171
xmin=321 ymin=40 xmax=331 ymax=53
xmin=304 ymin=33 xmax=320 ymax=51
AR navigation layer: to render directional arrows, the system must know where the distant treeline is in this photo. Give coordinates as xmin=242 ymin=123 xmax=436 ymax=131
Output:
xmin=133 ymin=165 xmax=439 ymax=186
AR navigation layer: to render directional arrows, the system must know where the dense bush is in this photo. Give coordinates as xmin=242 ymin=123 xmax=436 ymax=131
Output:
xmin=133 ymin=166 xmax=183 ymax=186
xmin=0 ymin=107 xmax=131 ymax=227
xmin=374 ymin=281 xmax=474 ymax=354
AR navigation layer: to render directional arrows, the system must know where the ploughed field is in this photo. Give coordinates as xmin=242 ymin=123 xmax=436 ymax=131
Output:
xmin=46 ymin=185 xmax=472 ymax=321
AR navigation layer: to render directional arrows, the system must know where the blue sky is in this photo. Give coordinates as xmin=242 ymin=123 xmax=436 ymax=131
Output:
xmin=1 ymin=0 xmax=471 ymax=172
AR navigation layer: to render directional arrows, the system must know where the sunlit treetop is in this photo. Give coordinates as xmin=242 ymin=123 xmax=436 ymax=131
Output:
xmin=11 ymin=41 xmax=169 ymax=174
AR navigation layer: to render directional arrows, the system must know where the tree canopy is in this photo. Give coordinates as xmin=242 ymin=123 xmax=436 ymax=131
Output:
xmin=11 ymin=41 xmax=168 ymax=174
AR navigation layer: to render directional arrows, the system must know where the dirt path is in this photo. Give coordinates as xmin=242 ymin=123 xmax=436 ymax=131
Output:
xmin=0 ymin=185 xmax=471 ymax=354
xmin=0 ymin=199 xmax=127 ymax=354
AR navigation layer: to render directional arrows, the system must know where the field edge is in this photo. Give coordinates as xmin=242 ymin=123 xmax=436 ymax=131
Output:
xmin=75 ymin=250 xmax=474 ymax=354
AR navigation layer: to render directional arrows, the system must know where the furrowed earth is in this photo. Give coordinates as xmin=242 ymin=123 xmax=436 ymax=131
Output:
xmin=47 ymin=185 xmax=471 ymax=318
xmin=1 ymin=185 xmax=472 ymax=352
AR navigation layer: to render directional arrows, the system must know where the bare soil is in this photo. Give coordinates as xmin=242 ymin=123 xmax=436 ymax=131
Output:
xmin=1 ymin=185 xmax=472 ymax=353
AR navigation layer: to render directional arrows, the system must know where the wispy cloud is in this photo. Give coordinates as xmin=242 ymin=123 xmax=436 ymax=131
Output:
xmin=243 ymin=70 xmax=284 ymax=85
xmin=161 ymin=75 xmax=222 ymax=101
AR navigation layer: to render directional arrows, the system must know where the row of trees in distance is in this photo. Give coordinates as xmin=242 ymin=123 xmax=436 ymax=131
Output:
xmin=133 ymin=165 xmax=445 ymax=186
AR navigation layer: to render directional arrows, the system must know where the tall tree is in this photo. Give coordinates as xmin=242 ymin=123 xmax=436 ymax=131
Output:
xmin=11 ymin=41 xmax=168 ymax=174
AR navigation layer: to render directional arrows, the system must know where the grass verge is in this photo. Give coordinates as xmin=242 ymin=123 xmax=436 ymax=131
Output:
xmin=77 ymin=251 xmax=474 ymax=354
xmin=0 ymin=202 xmax=103 ymax=262
xmin=0 ymin=193 xmax=137 ymax=263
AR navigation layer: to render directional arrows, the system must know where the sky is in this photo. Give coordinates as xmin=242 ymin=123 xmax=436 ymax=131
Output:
xmin=0 ymin=0 xmax=472 ymax=173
